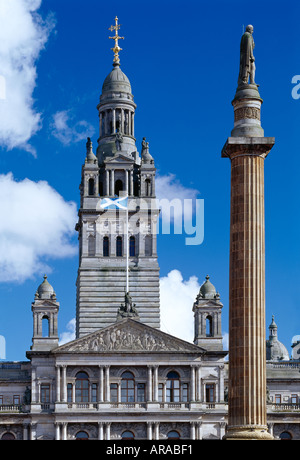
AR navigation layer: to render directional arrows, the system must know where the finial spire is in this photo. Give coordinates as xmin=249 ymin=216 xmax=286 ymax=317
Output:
xmin=109 ymin=16 xmax=124 ymax=66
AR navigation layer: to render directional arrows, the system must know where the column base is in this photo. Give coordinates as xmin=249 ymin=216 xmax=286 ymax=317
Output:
xmin=224 ymin=425 xmax=273 ymax=440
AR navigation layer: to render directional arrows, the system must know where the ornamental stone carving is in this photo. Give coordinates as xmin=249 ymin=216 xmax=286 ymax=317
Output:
xmin=234 ymin=106 xmax=260 ymax=122
xmin=56 ymin=319 xmax=203 ymax=353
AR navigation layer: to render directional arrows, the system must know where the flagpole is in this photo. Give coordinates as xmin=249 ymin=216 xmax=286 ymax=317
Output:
xmin=126 ymin=196 xmax=129 ymax=293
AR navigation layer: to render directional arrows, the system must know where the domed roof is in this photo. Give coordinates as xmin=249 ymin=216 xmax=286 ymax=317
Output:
xmin=199 ymin=275 xmax=217 ymax=299
xmin=102 ymin=65 xmax=132 ymax=94
xmin=266 ymin=316 xmax=289 ymax=361
xmin=37 ymin=275 xmax=55 ymax=300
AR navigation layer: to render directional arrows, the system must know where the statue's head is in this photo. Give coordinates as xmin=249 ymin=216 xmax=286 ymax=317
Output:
xmin=246 ymin=24 xmax=253 ymax=34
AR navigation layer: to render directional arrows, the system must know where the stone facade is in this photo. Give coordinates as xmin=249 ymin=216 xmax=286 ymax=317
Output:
xmin=0 ymin=40 xmax=299 ymax=442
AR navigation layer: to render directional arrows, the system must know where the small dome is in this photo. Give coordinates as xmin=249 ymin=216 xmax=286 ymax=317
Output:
xmin=199 ymin=275 xmax=217 ymax=299
xmin=102 ymin=65 xmax=132 ymax=94
xmin=37 ymin=275 xmax=55 ymax=300
xmin=266 ymin=316 xmax=289 ymax=361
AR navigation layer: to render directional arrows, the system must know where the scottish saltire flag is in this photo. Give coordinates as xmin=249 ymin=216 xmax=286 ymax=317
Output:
xmin=100 ymin=196 xmax=128 ymax=210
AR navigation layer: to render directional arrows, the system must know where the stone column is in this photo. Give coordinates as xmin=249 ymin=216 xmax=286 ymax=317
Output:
xmin=222 ymin=83 xmax=275 ymax=440
xmin=98 ymin=366 xmax=104 ymax=403
xmin=153 ymin=366 xmax=158 ymax=402
xmin=55 ymin=423 xmax=60 ymax=440
xmin=105 ymin=366 xmax=110 ymax=402
xmin=61 ymin=366 xmax=67 ymax=403
xmin=190 ymin=366 xmax=196 ymax=402
xmin=147 ymin=422 xmax=153 ymax=440
xmin=98 ymin=422 xmax=104 ymax=440
xmin=147 ymin=366 xmax=153 ymax=402
xmin=56 ymin=366 xmax=61 ymax=402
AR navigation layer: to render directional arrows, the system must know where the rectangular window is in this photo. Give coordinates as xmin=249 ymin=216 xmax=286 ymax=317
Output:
xmin=67 ymin=383 xmax=72 ymax=403
xmin=137 ymin=383 xmax=145 ymax=402
xmin=205 ymin=384 xmax=215 ymax=402
xmin=41 ymin=385 xmax=50 ymax=403
xmin=181 ymin=383 xmax=189 ymax=402
xmin=92 ymin=383 xmax=97 ymax=403
xmin=110 ymin=383 xmax=118 ymax=403
xmin=158 ymin=384 xmax=163 ymax=402
xmin=291 ymin=394 xmax=298 ymax=404
xmin=13 ymin=395 xmax=20 ymax=405
xmin=0 ymin=395 xmax=3 ymax=405
xmin=275 ymin=394 xmax=281 ymax=404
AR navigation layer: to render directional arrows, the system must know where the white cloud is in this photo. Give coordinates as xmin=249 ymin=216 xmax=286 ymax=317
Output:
xmin=0 ymin=173 xmax=77 ymax=282
xmin=50 ymin=110 xmax=95 ymax=145
xmin=156 ymin=173 xmax=199 ymax=220
xmin=160 ymin=269 xmax=199 ymax=343
xmin=0 ymin=0 xmax=55 ymax=155
xmin=59 ymin=318 xmax=76 ymax=345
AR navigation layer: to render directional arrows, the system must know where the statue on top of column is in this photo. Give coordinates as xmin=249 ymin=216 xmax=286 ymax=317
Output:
xmin=238 ymin=25 xmax=257 ymax=86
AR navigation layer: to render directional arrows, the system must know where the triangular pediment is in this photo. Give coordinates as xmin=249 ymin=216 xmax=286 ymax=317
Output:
xmin=53 ymin=319 xmax=205 ymax=354
xmin=105 ymin=153 xmax=135 ymax=164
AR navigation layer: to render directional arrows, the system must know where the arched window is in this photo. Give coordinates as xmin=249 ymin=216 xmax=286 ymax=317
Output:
xmin=167 ymin=431 xmax=180 ymax=439
xmin=88 ymin=235 xmax=96 ymax=257
xmin=42 ymin=316 xmax=49 ymax=337
xmin=1 ymin=432 xmax=15 ymax=440
xmin=145 ymin=235 xmax=152 ymax=256
xmin=121 ymin=371 xmax=135 ymax=403
xmin=206 ymin=315 xmax=213 ymax=337
xmin=88 ymin=178 xmax=95 ymax=196
xmin=115 ymin=179 xmax=123 ymax=196
xmin=103 ymin=236 xmax=109 ymax=257
xmin=75 ymin=371 xmax=89 ymax=403
xmin=145 ymin=179 xmax=151 ymax=196
xmin=280 ymin=431 xmax=292 ymax=440
xmin=116 ymin=236 xmax=123 ymax=257
xmin=122 ymin=431 xmax=135 ymax=440
xmin=166 ymin=371 xmax=180 ymax=402
xmin=76 ymin=431 xmax=89 ymax=440
xmin=129 ymin=236 xmax=136 ymax=257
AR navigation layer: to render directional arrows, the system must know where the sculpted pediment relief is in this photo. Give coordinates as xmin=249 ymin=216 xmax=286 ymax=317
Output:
xmin=54 ymin=319 xmax=204 ymax=354
xmin=105 ymin=153 xmax=135 ymax=164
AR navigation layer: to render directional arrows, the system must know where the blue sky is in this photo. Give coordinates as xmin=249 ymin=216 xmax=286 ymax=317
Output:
xmin=0 ymin=0 xmax=299 ymax=360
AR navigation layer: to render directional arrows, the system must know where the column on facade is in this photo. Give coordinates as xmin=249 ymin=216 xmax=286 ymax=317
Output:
xmin=153 ymin=366 xmax=158 ymax=402
xmin=128 ymin=110 xmax=132 ymax=135
xmin=98 ymin=422 xmax=104 ymax=440
xmin=147 ymin=366 xmax=153 ymax=402
xmin=130 ymin=170 xmax=133 ymax=196
xmin=106 ymin=170 xmax=109 ymax=196
xmin=190 ymin=422 xmax=196 ymax=440
xmin=196 ymin=422 xmax=202 ymax=440
xmin=56 ymin=366 xmax=61 ymax=402
xmin=121 ymin=108 xmax=124 ymax=133
xmin=190 ymin=366 xmax=196 ymax=402
xmin=219 ymin=365 xmax=225 ymax=402
xmin=110 ymin=170 xmax=115 ymax=196
xmin=31 ymin=367 xmax=37 ymax=403
xmin=98 ymin=366 xmax=104 ymax=403
xmin=106 ymin=423 xmax=111 ymax=440
xmin=61 ymin=365 xmax=67 ymax=402
xmin=62 ymin=422 xmax=67 ymax=440
xmin=112 ymin=108 xmax=116 ymax=134
xmin=105 ymin=366 xmax=110 ymax=402
xmin=196 ymin=366 xmax=201 ymax=401
xmin=55 ymin=423 xmax=60 ymax=440
xmin=154 ymin=422 xmax=160 ymax=440
xmin=147 ymin=422 xmax=153 ymax=440
xmin=125 ymin=169 xmax=128 ymax=195
xmin=23 ymin=424 xmax=28 ymax=441
xmin=99 ymin=112 xmax=103 ymax=138
xmin=131 ymin=112 xmax=134 ymax=137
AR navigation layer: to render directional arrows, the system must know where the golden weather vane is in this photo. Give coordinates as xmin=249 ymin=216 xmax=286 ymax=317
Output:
xmin=109 ymin=16 xmax=124 ymax=66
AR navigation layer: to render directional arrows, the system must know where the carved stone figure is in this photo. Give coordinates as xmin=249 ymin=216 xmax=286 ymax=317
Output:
xmin=238 ymin=25 xmax=256 ymax=86
xmin=115 ymin=129 xmax=123 ymax=151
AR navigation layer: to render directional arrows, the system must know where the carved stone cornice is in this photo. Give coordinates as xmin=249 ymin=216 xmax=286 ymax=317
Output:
xmin=221 ymin=136 xmax=275 ymax=160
